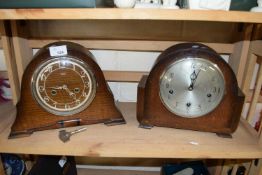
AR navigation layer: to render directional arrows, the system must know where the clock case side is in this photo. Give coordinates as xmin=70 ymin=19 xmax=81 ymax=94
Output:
xmin=9 ymin=41 xmax=125 ymax=138
xmin=137 ymin=43 xmax=245 ymax=134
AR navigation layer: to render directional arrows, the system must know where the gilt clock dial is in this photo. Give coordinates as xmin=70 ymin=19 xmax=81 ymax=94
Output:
xmin=31 ymin=57 xmax=96 ymax=116
xmin=159 ymin=57 xmax=225 ymax=118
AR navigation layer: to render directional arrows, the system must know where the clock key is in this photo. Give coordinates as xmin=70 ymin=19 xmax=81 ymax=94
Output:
xmin=59 ymin=127 xmax=87 ymax=143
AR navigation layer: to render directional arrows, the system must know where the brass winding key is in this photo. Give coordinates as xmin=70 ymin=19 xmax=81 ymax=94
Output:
xmin=59 ymin=127 xmax=87 ymax=143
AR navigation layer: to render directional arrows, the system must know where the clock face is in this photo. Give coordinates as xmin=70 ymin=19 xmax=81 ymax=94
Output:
xmin=31 ymin=57 xmax=96 ymax=116
xmin=159 ymin=57 xmax=225 ymax=118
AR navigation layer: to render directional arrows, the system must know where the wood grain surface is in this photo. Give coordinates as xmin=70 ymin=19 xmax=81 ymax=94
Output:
xmin=10 ymin=41 xmax=125 ymax=138
xmin=77 ymin=168 xmax=160 ymax=175
xmin=0 ymin=9 xmax=261 ymax=24
xmin=137 ymin=43 xmax=245 ymax=134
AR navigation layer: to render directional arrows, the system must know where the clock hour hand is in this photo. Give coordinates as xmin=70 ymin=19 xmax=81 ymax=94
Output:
xmin=188 ymin=70 xmax=201 ymax=91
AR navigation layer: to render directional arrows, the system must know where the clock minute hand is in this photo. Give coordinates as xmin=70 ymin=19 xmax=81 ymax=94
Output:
xmin=46 ymin=86 xmax=63 ymax=90
xmin=188 ymin=70 xmax=201 ymax=91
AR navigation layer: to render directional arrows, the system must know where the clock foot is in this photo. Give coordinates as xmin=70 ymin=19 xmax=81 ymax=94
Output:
xmin=9 ymin=130 xmax=33 ymax=139
xmin=216 ymin=133 xmax=232 ymax=139
xmin=104 ymin=118 xmax=126 ymax=126
xmin=139 ymin=123 xmax=154 ymax=129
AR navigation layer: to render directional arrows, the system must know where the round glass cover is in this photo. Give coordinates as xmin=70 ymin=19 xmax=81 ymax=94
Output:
xmin=31 ymin=57 xmax=96 ymax=116
xmin=159 ymin=57 xmax=225 ymax=118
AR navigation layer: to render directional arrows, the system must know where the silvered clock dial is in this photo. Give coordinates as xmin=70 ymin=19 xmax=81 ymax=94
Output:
xmin=159 ymin=57 xmax=225 ymax=118
xmin=31 ymin=57 xmax=96 ymax=116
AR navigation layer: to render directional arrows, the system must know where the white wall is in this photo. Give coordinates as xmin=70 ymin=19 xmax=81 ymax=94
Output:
xmin=92 ymin=50 xmax=160 ymax=102
xmin=0 ymin=50 xmax=6 ymax=70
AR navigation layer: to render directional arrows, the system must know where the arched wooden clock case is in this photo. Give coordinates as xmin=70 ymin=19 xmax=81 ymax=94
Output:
xmin=9 ymin=41 xmax=125 ymax=138
xmin=137 ymin=43 xmax=245 ymax=134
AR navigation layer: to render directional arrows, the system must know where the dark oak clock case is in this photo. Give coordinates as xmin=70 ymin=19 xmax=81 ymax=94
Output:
xmin=137 ymin=43 xmax=245 ymax=134
xmin=10 ymin=41 xmax=125 ymax=138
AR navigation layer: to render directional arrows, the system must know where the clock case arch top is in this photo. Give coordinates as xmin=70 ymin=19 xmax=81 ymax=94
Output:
xmin=137 ymin=43 xmax=245 ymax=134
xmin=10 ymin=41 xmax=125 ymax=138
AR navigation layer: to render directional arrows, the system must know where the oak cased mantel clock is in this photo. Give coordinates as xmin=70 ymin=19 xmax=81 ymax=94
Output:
xmin=9 ymin=41 xmax=125 ymax=138
xmin=137 ymin=43 xmax=245 ymax=134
